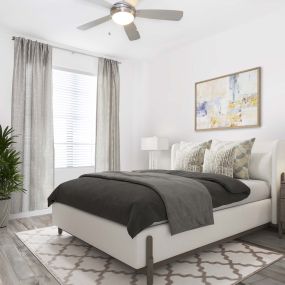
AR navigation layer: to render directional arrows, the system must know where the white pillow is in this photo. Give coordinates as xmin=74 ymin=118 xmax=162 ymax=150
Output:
xmin=211 ymin=138 xmax=255 ymax=179
xmin=249 ymin=152 xmax=272 ymax=183
xmin=174 ymin=141 xmax=212 ymax=172
xmin=203 ymin=148 xmax=236 ymax=177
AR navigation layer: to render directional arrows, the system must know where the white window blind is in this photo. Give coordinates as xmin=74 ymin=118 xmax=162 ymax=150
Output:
xmin=53 ymin=68 xmax=97 ymax=168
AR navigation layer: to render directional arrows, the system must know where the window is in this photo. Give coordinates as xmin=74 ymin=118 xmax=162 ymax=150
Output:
xmin=53 ymin=68 xmax=97 ymax=168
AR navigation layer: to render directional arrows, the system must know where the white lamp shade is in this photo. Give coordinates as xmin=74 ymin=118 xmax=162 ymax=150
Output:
xmin=141 ymin=137 xmax=169 ymax=151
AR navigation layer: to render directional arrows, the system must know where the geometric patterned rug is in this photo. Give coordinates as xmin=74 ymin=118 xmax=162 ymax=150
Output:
xmin=16 ymin=226 xmax=283 ymax=285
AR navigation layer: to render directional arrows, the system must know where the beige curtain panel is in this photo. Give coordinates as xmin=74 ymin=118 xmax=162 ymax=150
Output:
xmin=11 ymin=37 xmax=54 ymax=213
xmin=95 ymin=58 xmax=120 ymax=172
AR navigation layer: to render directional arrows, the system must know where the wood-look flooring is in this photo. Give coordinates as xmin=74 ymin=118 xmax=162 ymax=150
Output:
xmin=0 ymin=215 xmax=58 ymax=285
xmin=0 ymin=215 xmax=285 ymax=285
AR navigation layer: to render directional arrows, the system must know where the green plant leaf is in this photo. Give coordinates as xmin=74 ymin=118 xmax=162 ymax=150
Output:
xmin=0 ymin=125 xmax=24 ymax=199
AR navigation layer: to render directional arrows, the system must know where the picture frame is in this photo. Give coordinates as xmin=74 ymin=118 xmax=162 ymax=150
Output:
xmin=195 ymin=67 xmax=261 ymax=131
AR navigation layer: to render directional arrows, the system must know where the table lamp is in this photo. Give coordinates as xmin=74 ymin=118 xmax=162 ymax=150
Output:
xmin=141 ymin=136 xmax=169 ymax=169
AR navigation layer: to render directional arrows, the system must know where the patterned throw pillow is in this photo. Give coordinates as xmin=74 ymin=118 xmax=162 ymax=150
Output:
xmin=174 ymin=141 xmax=212 ymax=172
xmin=211 ymin=138 xmax=255 ymax=179
xmin=203 ymin=148 xmax=236 ymax=177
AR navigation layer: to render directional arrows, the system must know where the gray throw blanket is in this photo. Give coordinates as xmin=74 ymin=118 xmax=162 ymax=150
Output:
xmin=92 ymin=171 xmax=214 ymax=235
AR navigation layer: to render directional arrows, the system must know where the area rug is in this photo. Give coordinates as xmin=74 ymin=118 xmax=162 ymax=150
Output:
xmin=16 ymin=226 xmax=283 ymax=285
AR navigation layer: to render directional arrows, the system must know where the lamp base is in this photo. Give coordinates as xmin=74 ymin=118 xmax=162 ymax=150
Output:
xmin=149 ymin=151 xmax=159 ymax=170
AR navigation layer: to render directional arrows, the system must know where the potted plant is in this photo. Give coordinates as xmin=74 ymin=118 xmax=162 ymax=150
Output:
xmin=0 ymin=125 xmax=25 ymax=227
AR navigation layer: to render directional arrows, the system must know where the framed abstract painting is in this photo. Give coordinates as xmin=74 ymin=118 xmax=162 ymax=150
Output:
xmin=195 ymin=67 xmax=261 ymax=131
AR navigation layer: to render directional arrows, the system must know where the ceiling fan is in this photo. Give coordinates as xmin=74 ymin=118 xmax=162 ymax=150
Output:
xmin=77 ymin=0 xmax=184 ymax=41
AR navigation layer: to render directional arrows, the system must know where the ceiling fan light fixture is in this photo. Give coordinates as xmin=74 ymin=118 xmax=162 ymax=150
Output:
xmin=112 ymin=11 xmax=134 ymax=25
xmin=77 ymin=0 xmax=184 ymax=41
xmin=111 ymin=2 xmax=135 ymax=26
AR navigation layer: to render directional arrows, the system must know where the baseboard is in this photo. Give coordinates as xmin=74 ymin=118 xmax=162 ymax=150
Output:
xmin=9 ymin=208 xmax=52 ymax=220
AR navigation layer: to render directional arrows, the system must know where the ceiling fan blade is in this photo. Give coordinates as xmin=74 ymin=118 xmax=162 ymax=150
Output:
xmin=77 ymin=15 xmax=111 ymax=30
xmin=124 ymin=22 xmax=140 ymax=41
xmin=136 ymin=9 xmax=183 ymax=21
xmin=90 ymin=0 xmax=112 ymax=9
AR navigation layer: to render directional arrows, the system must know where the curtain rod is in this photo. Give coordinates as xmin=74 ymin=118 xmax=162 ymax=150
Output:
xmin=11 ymin=36 xmax=122 ymax=64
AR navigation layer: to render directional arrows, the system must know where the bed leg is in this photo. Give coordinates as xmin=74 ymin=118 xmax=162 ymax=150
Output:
xmin=146 ymin=236 xmax=153 ymax=285
xmin=58 ymin=227 xmax=63 ymax=235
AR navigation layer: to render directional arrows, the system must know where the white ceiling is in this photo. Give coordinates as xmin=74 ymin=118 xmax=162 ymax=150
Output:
xmin=0 ymin=0 xmax=284 ymax=60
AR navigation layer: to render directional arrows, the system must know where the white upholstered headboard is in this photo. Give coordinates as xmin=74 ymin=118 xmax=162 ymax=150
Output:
xmin=171 ymin=140 xmax=285 ymax=224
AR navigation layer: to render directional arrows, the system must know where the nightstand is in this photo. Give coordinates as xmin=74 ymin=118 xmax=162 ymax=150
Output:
xmin=279 ymin=173 xmax=285 ymax=238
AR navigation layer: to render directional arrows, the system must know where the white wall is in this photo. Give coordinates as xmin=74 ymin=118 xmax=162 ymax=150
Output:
xmin=139 ymin=11 xmax=285 ymax=168
xmin=120 ymin=60 xmax=150 ymax=171
xmin=2 ymin=10 xmax=285 ymax=177
xmin=0 ymin=27 xmax=14 ymax=127
xmin=53 ymin=49 xmax=98 ymax=75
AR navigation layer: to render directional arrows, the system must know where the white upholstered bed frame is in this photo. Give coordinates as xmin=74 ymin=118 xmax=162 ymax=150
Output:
xmin=52 ymin=140 xmax=285 ymax=285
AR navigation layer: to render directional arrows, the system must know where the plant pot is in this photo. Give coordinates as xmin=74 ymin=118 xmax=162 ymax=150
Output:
xmin=0 ymin=198 xmax=11 ymax=228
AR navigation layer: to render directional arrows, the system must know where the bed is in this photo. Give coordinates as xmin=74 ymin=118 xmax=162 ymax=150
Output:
xmin=51 ymin=140 xmax=285 ymax=285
